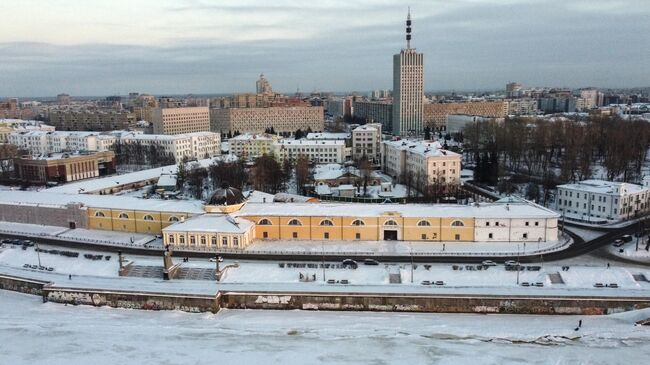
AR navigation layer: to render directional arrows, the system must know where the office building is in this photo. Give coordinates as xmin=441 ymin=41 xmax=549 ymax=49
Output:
xmin=152 ymin=107 xmax=210 ymax=135
xmin=210 ymin=106 xmax=324 ymax=134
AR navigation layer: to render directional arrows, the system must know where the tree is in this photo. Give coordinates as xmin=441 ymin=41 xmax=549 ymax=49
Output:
xmin=358 ymin=156 xmax=373 ymax=196
xmin=424 ymin=126 xmax=431 ymax=141
xmin=295 ymin=128 xmax=303 ymax=140
xmin=251 ymin=154 xmax=285 ymax=193
xmin=176 ymin=159 xmax=188 ymax=190
xmin=186 ymin=162 xmax=207 ymax=199
xmin=295 ymin=154 xmax=312 ymax=195
xmin=208 ymin=160 xmax=248 ymax=190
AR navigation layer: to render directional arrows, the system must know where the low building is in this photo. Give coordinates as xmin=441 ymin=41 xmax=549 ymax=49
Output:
xmin=162 ymin=214 xmax=255 ymax=249
xmin=275 ymin=139 xmax=347 ymax=164
xmin=381 ymin=139 xmax=461 ymax=186
xmin=120 ymin=131 xmax=220 ymax=162
xmin=555 ymin=179 xmax=650 ymax=223
xmin=13 ymin=151 xmax=116 ymax=184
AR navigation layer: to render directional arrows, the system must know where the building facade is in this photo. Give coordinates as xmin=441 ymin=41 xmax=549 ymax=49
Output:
xmin=152 ymin=107 xmax=210 ymax=135
xmin=210 ymin=106 xmax=324 ymax=134
xmin=555 ymin=179 xmax=650 ymax=223
xmin=382 ymin=139 xmax=461 ymax=185
xmin=275 ymin=139 xmax=347 ymax=164
xmin=228 ymin=133 xmax=279 ymax=160
xmin=424 ymin=101 xmax=508 ymax=131
xmin=352 ymin=123 xmax=382 ymax=163
xmin=13 ymin=151 xmax=116 ymax=184
xmin=353 ymin=100 xmax=393 ymax=129
xmin=48 ymin=109 xmax=136 ymax=131
xmin=120 ymin=132 xmax=221 ymax=162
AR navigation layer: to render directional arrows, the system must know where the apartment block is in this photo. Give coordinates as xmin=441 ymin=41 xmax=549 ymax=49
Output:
xmin=210 ymin=106 xmax=324 ymax=134
xmin=48 ymin=109 xmax=136 ymax=131
xmin=152 ymin=107 xmax=210 ymax=135
xmin=381 ymin=139 xmax=461 ymax=185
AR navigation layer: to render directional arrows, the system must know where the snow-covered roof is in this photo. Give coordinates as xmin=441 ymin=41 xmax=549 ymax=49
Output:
xmin=162 ymin=214 xmax=253 ymax=234
xmin=0 ymin=190 xmax=205 ymax=214
xmin=278 ymin=139 xmax=345 ymax=146
xmin=45 ymin=157 xmax=233 ymax=194
xmin=273 ymin=193 xmax=316 ymax=203
xmin=156 ymin=174 xmax=177 ymax=187
xmin=306 ymin=132 xmax=350 ymax=140
xmin=383 ymin=139 xmax=459 ymax=158
xmin=229 ymin=133 xmax=276 ymax=141
xmin=557 ymin=180 xmax=647 ymax=195
xmin=239 ymin=200 xmax=559 ymax=219
xmin=244 ymin=190 xmax=275 ymax=203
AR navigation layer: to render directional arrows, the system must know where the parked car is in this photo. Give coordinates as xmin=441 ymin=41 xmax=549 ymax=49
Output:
xmin=504 ymin=260 xmax=519 ymax=266
xmin=482 ymin=260 xmax=497 ymax=266
xmin=342 ymin=259 xmax=358 ymax=269
xmin=612 ymin=239 xmax=625 ymax=247
xmin=621 ymin=234 xmax=633 ymax=243
xmin=363 ymin=259 xmax=380 ymax=266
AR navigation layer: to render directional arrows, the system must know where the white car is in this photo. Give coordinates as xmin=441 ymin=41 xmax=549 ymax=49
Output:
xmin=504 ymin=260 xmax=519 ymax=266
xmin=482 ymin=260 xmax=497 ymax=266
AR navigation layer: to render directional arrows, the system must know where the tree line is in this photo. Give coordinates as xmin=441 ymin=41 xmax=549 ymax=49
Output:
xmin=457 ymin=115 xmax=650 ymax=187
xmin=111 ymin=141 xmax=176 ymax=167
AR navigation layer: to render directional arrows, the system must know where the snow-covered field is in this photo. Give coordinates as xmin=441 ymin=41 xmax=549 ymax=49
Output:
xmin=1 ymin=290 xmax=649 ymax=365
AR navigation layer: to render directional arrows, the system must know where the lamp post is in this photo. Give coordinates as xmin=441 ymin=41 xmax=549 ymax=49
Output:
xmin=35 ymin=242 xmax=42 ymax=268
xmin=410 ymin=243 xmax=414 ymax=283
xmin=322 ymin=241 xmax=326 ymax=282
xmin=516 ymin=244 xmax=520 ymax=285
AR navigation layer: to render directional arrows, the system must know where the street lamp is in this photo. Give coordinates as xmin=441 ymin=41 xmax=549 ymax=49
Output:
xmin=410 ymin=243 xmax=414 ymax=283
xmin=35 ymin=242 xmax=41 ymax=268
xmin=321 ymin=241 xmax=326 ymax=282
xmin=516 ymin=244 xmax=520 ymax=285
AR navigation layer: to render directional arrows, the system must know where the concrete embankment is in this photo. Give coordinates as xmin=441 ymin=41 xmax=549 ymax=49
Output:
xmin=1 ymin=274 xmax=649 ymax=315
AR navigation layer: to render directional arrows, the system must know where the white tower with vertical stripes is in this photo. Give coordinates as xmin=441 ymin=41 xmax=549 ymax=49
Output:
xmin=392 ymin=8 xmax=424 ymax=136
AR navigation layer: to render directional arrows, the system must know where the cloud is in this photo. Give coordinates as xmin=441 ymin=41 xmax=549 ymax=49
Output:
xmin=0 ymin=0 xmax=648 ymax=96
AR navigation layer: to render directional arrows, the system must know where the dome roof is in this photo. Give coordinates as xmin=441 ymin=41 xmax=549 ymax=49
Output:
xmin=207 ymin=183 xmax=245 ymax=206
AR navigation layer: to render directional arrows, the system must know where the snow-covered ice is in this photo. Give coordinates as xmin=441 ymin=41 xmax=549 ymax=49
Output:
xmin=1 ymin=290 xmax=649 ymax=365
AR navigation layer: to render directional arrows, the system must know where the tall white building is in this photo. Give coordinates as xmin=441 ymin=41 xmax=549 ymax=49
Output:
xmin=256 ymin=74 xmax=273 ymax=94
xmin=392 ymin=9 xmax=424 ymax=136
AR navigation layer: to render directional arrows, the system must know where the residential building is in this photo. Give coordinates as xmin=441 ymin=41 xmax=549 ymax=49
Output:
xmin=392 ymin=10 xmax=424 ymax=136
xmin=120 ymin=131 xmax=220 ymax=162
xmin=424 ymin=101 xmax=508 ymax=131
xmin=228 ymin=133 xmax=279 ymax=160
xmin=506 ymin=82 xmax=523 ymax=98
xmin=555 ymin=179 xmax=650 ymax=223
xmin=56 ymin=93 xmax=71 ymax=105
xmin=353 ymin=100 xmax=393 ymax=129
xmin=48 ymin=109 xmax=137 ymax=131
xmin=305 ymin=132 xmax=350 ymax=141
xmin=506 ymin=99 xmax=539 ymax=116
xmin=352 ymin=123 xmax=382 ymax=163
xmin=210 ymin=106 xmax=324 ymax=134
xmin=381 ymin=139 xmax=461 ymax=185
xmin=8 ymin=131 xmax=117 ymax=154
xmin=327 ymin=97 xmax=353 ymax=118
xmin=13 ymin=151 xmax=116 ymax=184
xmin=256 ymin=73 xmax=273 ymax=94
xmin=152 ymin=106 xmax=210 ymax=135
xmin=275 ymin=139 xmax=347 ymax=164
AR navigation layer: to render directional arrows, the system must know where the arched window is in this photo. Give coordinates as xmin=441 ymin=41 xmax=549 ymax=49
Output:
xmin=320 ymin=219 xmax=334 ymax=226
xmin=451 ymin=220 xmax=465 ymax=227
xmin=384 ymin=220 xmax=398 ymax=226
xmin=417 ymin=220 xmax=431 ymax=226
xmin=143 ymin=215 xmax=154 ymax=221
xmin=351 ymin=219 xmax=365 ymax=226
xmin=288 ymin=219 xmax=302 ymax=226
xmin=169 ymin=216 xmax=180 ymax=222
xmin=118 ymin=212 xmax=129 ymax=219
xmin=258 ymin=218 xmax=272 ymax=225
xmin=94 ymin=211 xmax=105 ymax=217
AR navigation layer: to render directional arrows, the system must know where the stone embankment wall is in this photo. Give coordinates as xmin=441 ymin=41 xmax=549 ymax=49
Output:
xmin=220 ymin=292 xmax=650 ymax=315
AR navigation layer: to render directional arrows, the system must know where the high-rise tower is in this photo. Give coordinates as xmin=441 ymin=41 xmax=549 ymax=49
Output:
xmin=256 ymin=73 xmax=273 ymax=95
xmin=392 ymin=8 xmax=424 ymax=136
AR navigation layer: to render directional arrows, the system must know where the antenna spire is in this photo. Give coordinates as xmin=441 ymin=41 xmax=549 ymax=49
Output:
xmin=406 ymin=7 xmax=412 ymax=49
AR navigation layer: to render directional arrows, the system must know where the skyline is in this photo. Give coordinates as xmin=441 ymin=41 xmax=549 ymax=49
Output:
xmin=1 ymin=0 xmax=649 ymax=97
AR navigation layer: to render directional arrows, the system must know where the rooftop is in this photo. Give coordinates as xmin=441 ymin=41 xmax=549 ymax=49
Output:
xmin=557 ymin=180 xmax=647 ymax=195
xmin=383 ymin=139 xmax=460 ymax=158
xmin=162 ymin=214 xmax=253 ymax=234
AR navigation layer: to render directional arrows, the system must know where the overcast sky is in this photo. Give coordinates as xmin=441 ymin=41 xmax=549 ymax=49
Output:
xmin=1 ymin=0 xmax=649 ymax=97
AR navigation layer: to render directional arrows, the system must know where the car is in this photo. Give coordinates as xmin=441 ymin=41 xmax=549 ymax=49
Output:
xmin=621 ymin=235 xmax=633 ymax=243
xmin=504 ymin=260 xmax=519 ymax=266
xmin=209 ymin=257 xmax=224 ymax=263
xmin=613 ymin=239 xmax=625 ymax=247
xmin=482 ymin=260 xmax=497 ymax=266
xmin=342 ymin=259 xmax=358 ymax=269
xmin=363 ymin=259 xmax=380 ymax=266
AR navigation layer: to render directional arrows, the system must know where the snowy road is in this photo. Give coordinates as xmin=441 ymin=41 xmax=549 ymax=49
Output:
xmin=1 ymin=290 xmax=649 ymax=365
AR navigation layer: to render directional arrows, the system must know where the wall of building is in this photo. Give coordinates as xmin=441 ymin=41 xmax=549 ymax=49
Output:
xmin=87 ymin=207 xmax=189 ymax=234
xmin=0 ymin=202 xmax=87 ymax=229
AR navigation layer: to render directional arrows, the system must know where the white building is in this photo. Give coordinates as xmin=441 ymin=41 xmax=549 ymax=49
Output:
xmin=352 ymin=123 xmax=382 ymax=163
xmin=275 ymin=139 xmax=347 ymax=164
xmin=120 ymin=132 xmax=220 ymax=162
xmin=381 ymin=139 xmax=461 ymax=185
xmin=228 ymin=133 xmax=279 ymax=160
xmin=555 ymin=179 xmax=650 ymax=223
xmin=305 ymin=132 xmax=350 ymax=141
xmin=9 ymin=130 xmax=219 ymax=163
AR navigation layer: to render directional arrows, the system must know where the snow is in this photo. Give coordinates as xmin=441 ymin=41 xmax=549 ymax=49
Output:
xmin=607 ymin=237 xmax=650 ymax=263
xmin=57 ymin=229 xmax=155 ymax=246
xmin=162 ymin=214 xmax=253 ymax=234
xmin=0 ymin=221 xmax=68 ymax=236
xmin=558 ymin=179 xmax=647 ymax=194
xmin=239 ymin=199 xmax=559 ymax=219
xmin=1 ymin=290 xmax=650 ymax=365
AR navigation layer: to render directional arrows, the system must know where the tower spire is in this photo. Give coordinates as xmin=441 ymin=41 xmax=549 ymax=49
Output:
xmin=406 ymin=7 xmax=412 ymax=49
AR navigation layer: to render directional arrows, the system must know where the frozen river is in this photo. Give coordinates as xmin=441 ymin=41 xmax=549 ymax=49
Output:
xmin=1 ymin=290 xmax=649 ymax=365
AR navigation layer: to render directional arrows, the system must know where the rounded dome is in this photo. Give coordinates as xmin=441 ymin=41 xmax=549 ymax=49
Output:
xmin=207 ymin=183 xmax=245 ymax=206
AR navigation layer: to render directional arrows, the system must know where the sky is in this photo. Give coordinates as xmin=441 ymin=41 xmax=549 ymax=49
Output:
xmin=0 ymin=0 xmax=649 ymax=97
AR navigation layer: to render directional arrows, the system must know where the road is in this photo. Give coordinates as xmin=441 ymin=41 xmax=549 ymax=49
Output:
xmin=1 ymin=219 xmax=648 ymax=264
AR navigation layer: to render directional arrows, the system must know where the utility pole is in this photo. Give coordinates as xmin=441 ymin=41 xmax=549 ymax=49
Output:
xmin=410 ymin=243 xmax=414 ymax=283
xmin=516 ymin=244 xmax=520 ymax=285
xmin=35 ymin=242 xmax=41 ymax=268
xmin=322 ymin=241 xmax=326 ymax=282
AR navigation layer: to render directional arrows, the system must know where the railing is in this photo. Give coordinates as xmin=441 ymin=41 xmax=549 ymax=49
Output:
xmin=0 ymin=228 xmax=572 ymax=257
